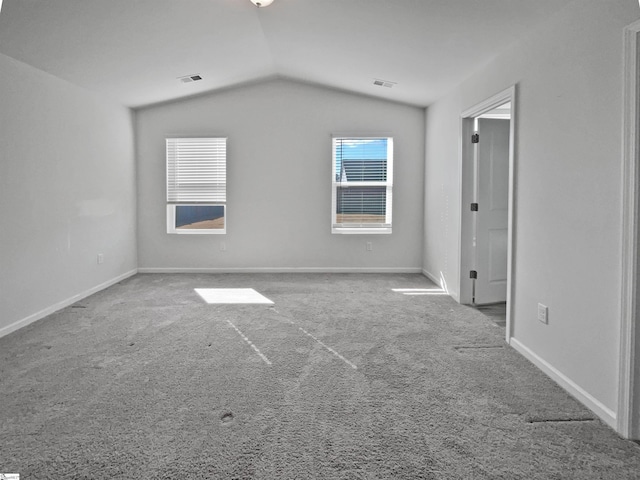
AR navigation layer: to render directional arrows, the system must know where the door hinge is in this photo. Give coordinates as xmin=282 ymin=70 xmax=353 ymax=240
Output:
xmin=470 ymin=270 xmax=478 ymax=279
xmin=471 ymin=132 xmax=480 ymax=144
xmin=470 ymin=203 xmax=479 ymax=212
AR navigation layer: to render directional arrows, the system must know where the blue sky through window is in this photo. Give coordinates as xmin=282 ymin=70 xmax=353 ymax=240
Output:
xmin=335 ymin=138 xmax=388 ymax=180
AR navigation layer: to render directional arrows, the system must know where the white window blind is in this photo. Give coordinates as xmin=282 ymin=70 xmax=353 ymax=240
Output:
xmin=332 ymin=137 xmax=393 ymax=234
xmin=166 ymin=137 xmax=226 ymax=203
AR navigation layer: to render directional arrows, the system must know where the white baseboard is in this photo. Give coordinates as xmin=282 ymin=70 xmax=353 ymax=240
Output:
xmin=138 ymin=267 xmax=423 ymax=274
xmin=0 ymin=269 xmax=138 ymax=339
xmin=510 ymin=337 xmax=617 ymax=429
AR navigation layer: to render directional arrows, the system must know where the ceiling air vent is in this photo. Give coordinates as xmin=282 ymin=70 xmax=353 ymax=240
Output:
xmin=373 ymin=79 xmax=397 ymax=88
xmin=178 ymin=74 xmax=203 ymax=84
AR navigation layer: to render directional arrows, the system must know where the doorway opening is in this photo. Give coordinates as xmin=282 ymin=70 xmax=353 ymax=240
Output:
xmin=459 ymin=86 xmax=516 ymax=342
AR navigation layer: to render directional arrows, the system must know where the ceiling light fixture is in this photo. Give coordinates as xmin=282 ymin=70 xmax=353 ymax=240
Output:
xmin=250 ymin=0 xmax=274 ymax=7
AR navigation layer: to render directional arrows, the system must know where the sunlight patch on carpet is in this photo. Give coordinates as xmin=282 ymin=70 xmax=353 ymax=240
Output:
xmin=195 ymin=288 xmax=274 ymax=304
xmin=392 ymin=288 xmax=448 ymax=296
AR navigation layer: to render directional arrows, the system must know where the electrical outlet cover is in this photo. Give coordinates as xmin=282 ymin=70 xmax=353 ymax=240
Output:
xmin=537 ymin=303 xmax=548 ymax=324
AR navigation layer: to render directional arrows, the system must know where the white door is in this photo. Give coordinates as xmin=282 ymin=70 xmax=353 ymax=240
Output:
xmin=474 ymin=118 xmax=510 ymax=304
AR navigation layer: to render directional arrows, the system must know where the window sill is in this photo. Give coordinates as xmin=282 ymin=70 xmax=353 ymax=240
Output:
xmin=168 ymin=230 xmax=226 ymax=235
xmin=332 ymin=227 xmax=392 ymax=235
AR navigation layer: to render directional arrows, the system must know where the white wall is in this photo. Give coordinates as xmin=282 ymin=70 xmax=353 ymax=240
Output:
xmin=136 ymin=79 xmax=425 ymax=271
xmin=424 ymin=0 xmax=640 ymax=422
xmin=0 ymin=53 xmax=137 ymax=336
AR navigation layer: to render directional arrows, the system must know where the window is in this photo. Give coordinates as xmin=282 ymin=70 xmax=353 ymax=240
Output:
xmin=331 ymin=136 xmax=393 ymax=234
xmin=166 ymin=137 xmax=227 ymax=234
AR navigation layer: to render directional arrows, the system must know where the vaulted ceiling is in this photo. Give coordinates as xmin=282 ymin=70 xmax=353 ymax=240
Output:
xmin=0 ymin=0 xmax=574 ymax=108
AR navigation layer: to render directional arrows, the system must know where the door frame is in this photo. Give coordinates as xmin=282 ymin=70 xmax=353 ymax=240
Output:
xmin=458 ymin=85 xmax=516 ymax=342
xmin=618 ymin=20 xmax=640 ymax=440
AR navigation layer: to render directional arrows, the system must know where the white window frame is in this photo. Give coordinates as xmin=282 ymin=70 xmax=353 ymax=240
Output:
xmin=166 ymin=137 xmax=227 ymax=235
xmin=331 ymin=136 xmax=393 ymax=234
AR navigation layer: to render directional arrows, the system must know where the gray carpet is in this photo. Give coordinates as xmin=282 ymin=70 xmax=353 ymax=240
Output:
xmin=1 ymin=273 xmax=639 ymax=479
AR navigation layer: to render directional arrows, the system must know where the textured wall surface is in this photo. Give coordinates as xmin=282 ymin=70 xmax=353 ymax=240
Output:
xmin=136 ymin=79 xmax=425 ymax=271
xmin=423 ymin=0 xmax=640 ymax=415
xmin=0 ymin=53 xmax=137 ymax=334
